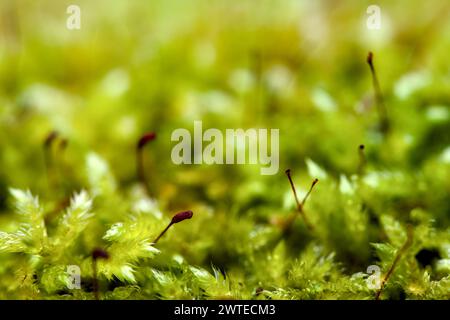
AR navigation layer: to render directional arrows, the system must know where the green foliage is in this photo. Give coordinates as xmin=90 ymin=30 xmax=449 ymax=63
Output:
xmin=0 ymin=0 xmax=449 ymax=300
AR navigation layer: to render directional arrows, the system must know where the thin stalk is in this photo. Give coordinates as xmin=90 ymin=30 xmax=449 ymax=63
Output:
xmin=376 ymin=225 xmax=414 ymax=300
xmin=43 ymin=131 xmax=59 ymax=191
xmin=358 ymin=144 xmax=366 ymax=175
xmin=152 ymin=210 xmax=193 ymax=244
xmin=136 ymin=132 xmax=156 ymax=195
xmin=285 ymin=169 xmax=318 ymax=231
xmin=367 ymin=52 xmax=389 ymax=134
xmin=92 ymin=248 xmax=109 ymax=300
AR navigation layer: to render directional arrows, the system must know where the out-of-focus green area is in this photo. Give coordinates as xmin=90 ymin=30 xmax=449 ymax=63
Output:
xmin=0 ymin=0 xmax=449 ymax=299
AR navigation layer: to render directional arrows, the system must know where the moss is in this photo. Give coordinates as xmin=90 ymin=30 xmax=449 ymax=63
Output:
xmin=0 ymin=0 xmax=449 ymax=300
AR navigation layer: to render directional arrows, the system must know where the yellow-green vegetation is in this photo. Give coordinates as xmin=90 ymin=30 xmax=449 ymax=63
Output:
xmin=0 ymin=0 xmax=449 ymax=299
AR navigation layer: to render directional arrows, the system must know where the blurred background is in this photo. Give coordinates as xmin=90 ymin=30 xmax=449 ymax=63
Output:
xmin=0 ymin=0 xmax=449 ymax=275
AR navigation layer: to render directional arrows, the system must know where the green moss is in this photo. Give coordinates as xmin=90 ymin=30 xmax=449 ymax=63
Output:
xmin=0 ymin=0 xmax=449 ymax=300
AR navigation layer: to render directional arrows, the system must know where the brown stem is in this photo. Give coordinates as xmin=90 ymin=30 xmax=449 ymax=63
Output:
xmin=358 ymin=144 xmax=366 ymax=175
xmin=43 ymin=131 xmax=59 ymax=191
xmin=152 ymin=210 xmax=193 ymax=244
xmin=58 ymin=138 xmax=70 ymax=192
xmin=301 ymin=178 xmax=319 ymax=208
xmin=375 ymin=225 xmax=414 ymax=300
xmin=92 ymin=248 xmax=109 ymax=300
xmin=153 ymin=222 xmax=173 ymax=244
xmin=367 ymin=52 xmax=389 ymax=134
xmin=285 ymin=169 xmax=318 ymax=231
xmin=136 ymin=132 xmax=156 ymax=196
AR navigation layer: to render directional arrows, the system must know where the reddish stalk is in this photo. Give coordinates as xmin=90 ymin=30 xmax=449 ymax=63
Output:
xmin=285 ymin=169 xmax=318 ymax=231
xmin=43 ymin=131 xmax=59 ymax=190
xmin=58 ymin=138 xmax=70 ymax=190
xmin=153 ymin=210 xmax=193 ymax=244
xmin=92 ymin=248 xmax=109 ymax=300
xmin=136 ymin=132 xmax=156 ymax=195
xmin=367 ymin=52 xmax=390 ymax=134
